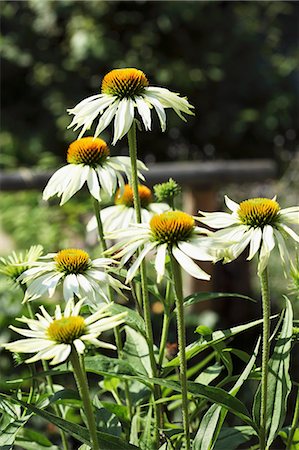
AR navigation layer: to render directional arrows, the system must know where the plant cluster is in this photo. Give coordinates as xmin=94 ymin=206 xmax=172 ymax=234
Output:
xmin=0 ymin=67 xmax=298 ymax=450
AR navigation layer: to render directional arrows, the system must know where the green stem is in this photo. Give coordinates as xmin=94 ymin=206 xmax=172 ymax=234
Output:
xmin=92 ymin=197 xmax=132 ymax=420
xmin=127 ymin=121 xmax=162 ymax=444
xmin=158 ymin=312 xmax=171 ymax=369
xmin=70 ymin=348 xmax=99 ymax=450
xmin=259 ymin=268 xmax=271 ymax=450
xmin=170 ymin=255 xmax=190 ymax=450
xmin=286 ymin=388 xmax=299 ymax=450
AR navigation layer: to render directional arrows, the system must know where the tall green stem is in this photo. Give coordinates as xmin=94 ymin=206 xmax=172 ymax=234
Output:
xmin=170 ymin=255 xmax=190 ymax=450
xmin=259 ymin=268 xmax=271 ymax=450
xmin=127 ymin=121 xmax=161 ymax=444
xmin=286 ymin=388 xmax=299 ymax=450
xmin=92 ymin=197 xmax=132 ymax=420
xmin=70 ymin=348 xmax=99 ymax=450
xmin=158 ymin=312 xmax=171 ymax=369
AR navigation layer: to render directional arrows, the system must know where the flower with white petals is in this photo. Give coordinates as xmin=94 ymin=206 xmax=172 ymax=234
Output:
xmin=2 ymin=299 xmax=127 ymax=365
xmin=43 ymin=137 xmax=146 ymax=205
xmin=0 ymin=245 xmax=43 ymax=287
xmin=198 ymin=195 xmax=299 ymax=275
xmin=87 ymin=184 xmax=169 ymax=236
xmin=106 ymin=210 xmax=214 ymax=283
xmin=67 ymin=68 xmax=194 ymax=145
xmin=19 ymin=248 xmax=128 ymax=304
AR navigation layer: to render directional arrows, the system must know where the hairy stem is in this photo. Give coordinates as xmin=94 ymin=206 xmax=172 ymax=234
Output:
xmin=127 ymin=121 xmax=162 ymax=444
xmin=70 ymin=348 xmax=99 ymax=450
xmin=259 ymin=268 xmax=271 ymax=450
xmin=170 ymin=255 xmax=190 ymax=450
xmin=286 ymin=388 xmax=299 ymax=450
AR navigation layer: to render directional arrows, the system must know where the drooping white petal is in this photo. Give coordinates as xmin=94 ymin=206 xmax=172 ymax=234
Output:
xmin=273 ymin=228 xmax=290 ymax=271
xmin=247 ymin=227 xmax=262 ymax=261
xmin=73 ymin=339 xmax=85 ymax=354
xmin=9 ymin=326 xmax=45 ymax=338
xmin=172 ymin=246 xmax=211 ymax=280
xmin=86 ymin=169 xmax=101 ymax=201
xmin=112 ymin=98 xmax=134 ymax=145
xmin=63 ymin=274 xmax=80 ymax=302
xmin=144 ymin=95 xmax=166 ymax=132
xmin=278 ymin=223 xmax=299 ymax=243
xmin=3 ymin=338 xmax=51 ymax=353
xmin=178 ymin=240 xmax=215 ymax=261
xmin=258 ymin=225 xmax=275 ymax=275
xmin=94 ymin=99 xmax=120 ymax=138
xmin=60 ymin=165 xmax=90 ymax=205
xmin=43 ymin=166 xmax=73 ymax=200
xmin=126 ymin=242 xmax=157 ymax=283
xmin=155 ymin=243 xmax=167 ymax=283
xmin=49 ymin=344 xmax=71 ymax=365
xmin=197 ymin=212 xmax=239 ymax=229
xmin=135 ymin=96 xmax=152 ymax=130
xmin=25 ymin=344 xmax=59 ymax=363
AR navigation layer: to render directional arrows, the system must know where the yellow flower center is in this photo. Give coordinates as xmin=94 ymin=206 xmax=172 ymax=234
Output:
xmin=47 ymin=316 xmax=86 ymax=343
xmin=150 ymin=211 xmax=195 ymax=245
xmin=115 ymin=184 xmax=153 ymax=208
xmin=101 ymin=68 xmax=149 ymax=98
xmin=67 ymin=137 xmax=110 ymax=166
xmin=54 ymin=249 xmax=90 ymax=275
xmin=238 ymin=198 xmax=280 ymax=227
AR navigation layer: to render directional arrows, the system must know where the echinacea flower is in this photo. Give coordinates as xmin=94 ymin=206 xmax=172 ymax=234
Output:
xmin=67 ymin=68 xmax=194 ymax=145
xmin=43 ymin=137 xmax=146 ymax=205
xmin=0 ymin=245 xmax=43 ymax=287
xmin=87 ymin=184 xmax=169 ymax=235
xmin=198 ymin=196 xmax=299 ymax=275
xmin=19 ymin=248 xmax=128 ymax=304
xmin=2 ymin=299 xmax=127 ymax=365
xmin=106 ymin=210 xmax=214 ymax=283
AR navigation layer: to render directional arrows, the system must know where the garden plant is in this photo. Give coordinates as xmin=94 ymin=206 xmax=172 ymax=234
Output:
xmin=0 ymin=67 xmax=298 ymax=450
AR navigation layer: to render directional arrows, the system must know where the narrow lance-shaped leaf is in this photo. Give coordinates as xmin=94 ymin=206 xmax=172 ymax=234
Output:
xmin=193 ymin=338 xmax=260 ymax=450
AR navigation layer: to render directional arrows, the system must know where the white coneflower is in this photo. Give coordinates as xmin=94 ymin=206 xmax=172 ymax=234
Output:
xmin=0 ymin=245 xmax=43 ymax=286
xmin=87 ymin=184 xmax=169 ymax=235
xmin=19 ymin=248 xmax=128 ymax=304
xmin=2 ymin=299 xmax=127 ymax=365
xmin=67 ymin=68 xmax=194 ymax=144
xmin=107 ymin=210 xmax=214 ymax=283
xmin=198 ymin=195 xmax=299 ymax=274
xmin=43 ymin=137 xmax=146 ymax=205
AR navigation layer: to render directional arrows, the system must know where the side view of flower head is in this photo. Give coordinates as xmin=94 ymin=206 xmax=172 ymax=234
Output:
xmin=87 ymin=183 xmax=169 ymax=235
xmin=198 ymin=195 xmax=299 ymax=274
xmin=67 ymin=68 xmax=194 ymax=144
xmin=43 ymin=137 xmax=147 ymax=205
xmin=2 ymin=299 xmax=127 ymax=365
xmin=106 ymin=210 xmax=215 ymax=283
xmin=0 ymin=245 xmax=43 ymax=286
xmin=19 ymin=248 xmax=128 ymax=304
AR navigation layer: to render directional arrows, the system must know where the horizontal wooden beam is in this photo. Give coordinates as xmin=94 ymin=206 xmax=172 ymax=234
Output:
xmin=0 ymin=159 xmax=277 ymax=191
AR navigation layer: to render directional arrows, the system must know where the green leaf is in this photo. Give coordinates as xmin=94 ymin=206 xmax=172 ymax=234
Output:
xmin=16 ymin=427 xmax=56 ymax=447
xmin=107 ymin=303 xmax=146 ymax=337
xmin=0 ymin=417 xmax=26 ymax=449
xmin=195 ymin=363 xmax=223 ymax=385
xmin=100 ymin=402 xmax=129 ymax=423
xmin=93 ymin=398 xmax=122 ymax=437
xmin=166 ymin=316 xmax=267 ymax=367
xmin=253 ymin=297 xmax=293 ymax=447
xmin=183 ymin=291 xmax=256 ymax=308
xmin=123 ymin=327 xmax=153 ymax=377
xmin=279 ymin=427 xmax=299 ymax=450
xmin=0 ymin=394 xmax=139 ymax=450
xmin=213 ymin=426 xmax=256 ymax=450
xmin=193 ymin=338 xmax=260 ymax=449
xmin=84 ymin=354 xmax=138 ymax=377
xmin=49 ymin=389 xmax=81 ymax=405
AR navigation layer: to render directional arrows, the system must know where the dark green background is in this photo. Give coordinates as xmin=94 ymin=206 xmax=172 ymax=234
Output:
xmin=1 ymin=0 xmax=298 ymax=169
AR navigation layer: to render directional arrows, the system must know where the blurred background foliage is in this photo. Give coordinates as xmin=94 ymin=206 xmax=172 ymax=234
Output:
xmin=1 ymin=0 xmax=298 ymax=168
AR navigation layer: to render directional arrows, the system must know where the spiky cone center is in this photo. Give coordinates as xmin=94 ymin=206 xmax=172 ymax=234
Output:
xmin=101 ymin=68 xmax=149 ymax=98
xmin=47 ymin=316 xmax=86 ymax=343
xmin=115 ymin=184 xmax=153 ymax=208
xmin=54 ymin=249 xmax=90 ymax=275
xmin=150 ymin=211 xmax=195 ymax=245
xmin=238 ymin=198 xmax=280 ymax=228
xmin=67 ymin=137 xmax=110 ymax=166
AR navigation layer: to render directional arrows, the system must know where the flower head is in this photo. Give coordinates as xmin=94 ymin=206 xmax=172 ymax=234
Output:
xmin=67 ymin=67 xmax=194 ymax=145
xmin=2 ymin=299 xmax=127 ymax=365
xmin=43 ymin=137 xmax=146 ymax=205
xmin=0 ymin=245 xmax=43 ymax=286
xmin=87 ymin=184 xmax=169 ymax=235
xmin=106 ymin=210 xmax=214 ymax=283
xmin=153 ymin=178 xmax=181 ymax=206
xmin=198 ymin=195 xmax=299 ymax=275
xmin=19 ymin=248 xmax=128 ymax=304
